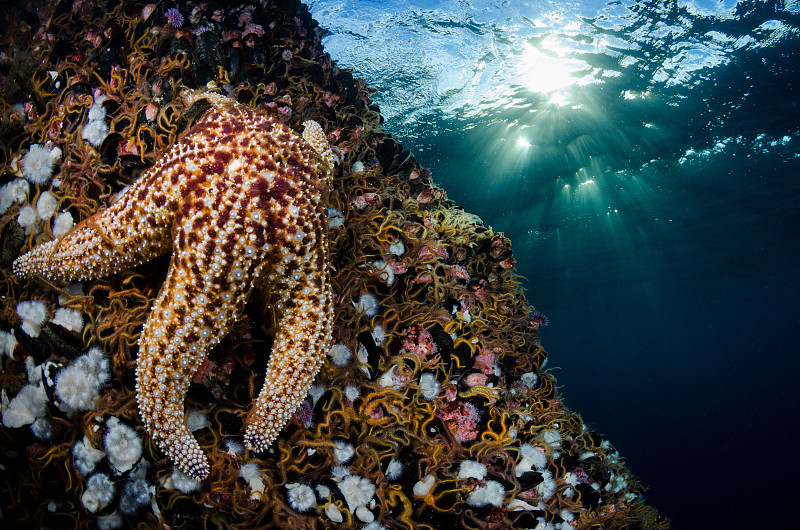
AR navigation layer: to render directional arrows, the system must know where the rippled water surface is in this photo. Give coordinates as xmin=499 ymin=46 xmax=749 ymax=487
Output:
xmin=309 ymin=1 xmax=800 ymax=527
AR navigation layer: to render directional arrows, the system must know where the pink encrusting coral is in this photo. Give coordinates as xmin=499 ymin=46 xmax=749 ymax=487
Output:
xmin=438 ymin=401 xmax=480 ymax=443
xmin=398 ymin=324 xmax=438 ymax=358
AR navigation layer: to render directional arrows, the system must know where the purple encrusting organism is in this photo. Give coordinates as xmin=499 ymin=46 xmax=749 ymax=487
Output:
xmin=293 ymin=400 xmax=313 ymax=425
xmin=165 ymin=7 xmax=183 ymax=28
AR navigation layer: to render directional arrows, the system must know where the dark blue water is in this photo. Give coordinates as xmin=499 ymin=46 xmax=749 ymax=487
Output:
xmin=310 ymin=1 xmax=800 ymax=527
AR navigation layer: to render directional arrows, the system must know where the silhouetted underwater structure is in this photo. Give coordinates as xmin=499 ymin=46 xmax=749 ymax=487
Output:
xmin=0 ymin=0 xmax=667 ymax=528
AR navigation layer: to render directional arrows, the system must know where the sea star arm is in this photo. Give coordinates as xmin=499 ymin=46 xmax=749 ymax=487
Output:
xmin=134 ymin=197 xmax=267 ymax=480
xmin=244 ymin=225 xmax=333 ymax=452
xmin=135 ymin=252 xmax=221 ymax=480
xmin=12 ymin=167 xmax=177 ymax=281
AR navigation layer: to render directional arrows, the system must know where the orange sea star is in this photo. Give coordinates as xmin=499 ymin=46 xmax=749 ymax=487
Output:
xmin=13 ymin=92 xmax=336 ymax=479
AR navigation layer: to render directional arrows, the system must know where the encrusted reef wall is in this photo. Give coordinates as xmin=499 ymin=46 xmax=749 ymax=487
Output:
xmin=0 ymin=1 xmax=667 ymax=528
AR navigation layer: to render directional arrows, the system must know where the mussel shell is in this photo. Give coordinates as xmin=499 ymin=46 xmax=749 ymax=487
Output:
xmin=98 ymin=132 xmax=124 ymax=165
xmin=96 ymin=46 xmax=125 ymax=80
xmin=386 ymin=150 xmax=413 ymax=174
xmin=0 ymin=217 xmax=26 ymax=265
xmin=194 ymin=31 xmax=226 ymax=85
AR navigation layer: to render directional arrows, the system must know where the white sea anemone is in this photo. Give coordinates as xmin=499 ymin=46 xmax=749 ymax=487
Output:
xmin=165 ymin=466 xmax=201 ymax=493
xmin=371 ymin=260 xmax=394 ymax=286
xmin=324 ymin=502 xmax=343 ymax=522
xmin=356 ymin=343 xmax=370 ymax=377
xmin=185 ymin=409 xmax=208 ymax=432
xmin=330 ymin=464 xmax=350 ymax=481
xmin=56 ymin=282 xmax=84 ymax=307
xmin=76 ymin=347 xmax=110 ymax=382
xmin=224 ymin=438 xmax=244 ymax=456
xmin=376 ymin=362 xmax=403 ymax=389
xmin=31 ymin=417 xmax=54 ymax=440
xmin=82 ymin=118 xmax=109 ymax=147
xmin=412 ymin=474 xmax=435 ymax=496
xmin=466 ymin=479 xmax=505 ymax=507
xmin=328 ymin=343 xmax=352 ymax=367
xmin=389 ymin=240 xmax=405 ymax=256
xmin=327 ymin=206 xmax=345 ymax=227
xmin=385 ymin=458 xmax=403 ymax=480
xmin=55 ymin=347 xmax=110 ymax=414
xmin=51 ymin=307 xmax=84 ymax=333
xmin=370 ymin=324 xmax=386 ymax=345
xmin=516 ymin=444 xmax=548 ymax=476
xmin=355 ymin=504 xmax=374 ymax=523
xmin=0 ymin=178 xmax=29 ymax=214
xmin=507 ymin=498 xmax=538 ymax=511
xmin=542 ymin=428 xmax=562 ymax=447
xmin=457 ymin=460 xmax=487 ymax=480
xmin=536 ymin=470 xmax=556 ymax=501
xmin=286 ymin=482 xmax=317 ymax=512
xmin=0 ymin=329 xmax=17 ymax=360
xmin=560 ymin=508 xmax=576 ymax=523
xmin=354 ymin=292 xmax=379 ymax=317
xmin=343 ymin=384 xmax=360 ymax=402
xmin=606 ymin=471 xmax=628 ymax=493
xmin=73 ymin=436 xmax=106 ymax=475
xmin=22 ymin=144 xmax=57 ymax=185
xmin=564 ymin=471 xmax=579 ymax=487
xmin=105 ymin=417 xmax=142 ymax=473
xmin=97 ymin=512 xmax=122 ymax=530
xmin=16 ymin=300 xmax=47 ymax=337
xmin=118 ymin=478 xmax=151 ymax=515
xmin=333 ymin=439 xmax=355 ymax=464
xmin=521 ymin=371 xmax=538 ymax=387
xmin=338 ymin=474 xmax=375 ymax=513
xmin=240 ymin=462 xmax=266 ymax=500
xmin=87 ymin=96 xmax=107 ymax=121
xmin=82 ymin=473 xmax=116 ymax=513
xmin=1 ymin=382 xmax=48 ymax=428
xmin=52 ymin=211 xmax=74 ymax=237
xmin=316 ymin=483 xmax=331 ymax=499
xmin=35 ymin=190 xmax=58 ymax=220
xmin=308 ymin=384 xmax=325 ymax=405
xmin=418 ymin=372 xmax=440 ymax=400
xmin=17 ymin=204 xmax=40 ymax=236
